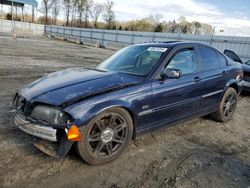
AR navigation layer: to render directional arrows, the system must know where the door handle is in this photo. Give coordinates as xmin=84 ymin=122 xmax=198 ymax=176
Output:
xmin=222 ymin=70 xmax=226 ymax=75
xmin=194 ymin=77 xmax=202 ymax=82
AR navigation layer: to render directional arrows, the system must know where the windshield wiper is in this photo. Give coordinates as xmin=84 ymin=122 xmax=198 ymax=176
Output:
xmin=85 ymin=67 xmax=108 ymax=72
xmin=116 ymin=70 xmax=146 ymax=77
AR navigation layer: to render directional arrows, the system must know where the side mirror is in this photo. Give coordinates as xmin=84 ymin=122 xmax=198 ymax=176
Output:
xmin=160 ymin=68 xmax=182 ymax=79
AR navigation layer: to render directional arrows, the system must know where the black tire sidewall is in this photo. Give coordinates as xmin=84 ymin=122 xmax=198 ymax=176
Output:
xmin=76 ymin=107 xmax=133 ymax=165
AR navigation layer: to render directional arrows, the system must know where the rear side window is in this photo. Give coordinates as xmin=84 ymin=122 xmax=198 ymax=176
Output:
xmin=198 ymin=47 xmax=220 ymax=71
xmin=217 ymin=52 xmax=227 ymax=68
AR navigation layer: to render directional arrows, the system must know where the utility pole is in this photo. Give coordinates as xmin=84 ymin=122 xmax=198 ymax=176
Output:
xmin=32 ymin=5 xmax=34 ymax=23
xmin=210 ymin=26 xmax=216 ymax=45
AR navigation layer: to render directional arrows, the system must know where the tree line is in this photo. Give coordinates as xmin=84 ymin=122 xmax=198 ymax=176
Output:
xmin=118 ymin=16 xmax=213 ymax=35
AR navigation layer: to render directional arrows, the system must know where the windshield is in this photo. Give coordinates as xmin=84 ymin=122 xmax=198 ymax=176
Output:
xmin=246 ymin=60 xmax=250 ymax=65
xmin=97 ymin=45 xmax=168 ymax=76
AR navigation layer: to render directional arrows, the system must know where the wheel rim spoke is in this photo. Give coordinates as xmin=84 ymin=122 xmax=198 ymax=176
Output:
xmin=94 ymin=141 xmax=105 ymax=155
xmin=96 ymin=119 xmax=105 ymax=131
xmin=108 ymin=114 xmax=117 ymax=128
xmin=224 ymin=109 xmax=228 ymax=116
xmin=230 ymin=102 xmax=235 ymax=108
xmin=106 ymin=143 xmax=113 ymax=156
xmin=113 ymin=135 xmax=125 ymax=144
xmin=228 ymin=94 xmax=233 ymax=102
xmin=88 ymin=133 xmax=101 ymax=142
xmin=115 ymin=123 xmax=126 ymax=133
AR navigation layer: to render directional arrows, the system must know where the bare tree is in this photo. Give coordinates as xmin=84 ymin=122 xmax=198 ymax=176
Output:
xmin=90 ymin=3 xmax=104 ymax=28
xmin=71 ymin=0 xmax=78 ymax=26
xmin=83 ymin=0 xmax=93 ymax=28
xmin=77 ymin=0 xmax=85 ymax=25
xmin=40 ymin=0 xmax=53 ymax=24
xmin=103 ymin=0 xmax=115 ymax=29
xmin=64 ymin=0 xmax=71 ymax=26
xmin=51 ymin=0 xmax=61 ymax=25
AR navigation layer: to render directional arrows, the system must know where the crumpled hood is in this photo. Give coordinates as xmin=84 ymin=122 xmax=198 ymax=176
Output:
xmin=20 ymin=68 xmax=142 ymax=106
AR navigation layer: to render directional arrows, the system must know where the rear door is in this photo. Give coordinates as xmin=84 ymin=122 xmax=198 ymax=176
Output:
xmin=197 ymin=46 xmax=229 ymax=107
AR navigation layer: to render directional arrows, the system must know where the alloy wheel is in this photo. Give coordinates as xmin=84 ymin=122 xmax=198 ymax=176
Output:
xmin=86 ymin=113 xmax=128 ymax=158
xmin=223 ymin=93 xmax=236 ymax=118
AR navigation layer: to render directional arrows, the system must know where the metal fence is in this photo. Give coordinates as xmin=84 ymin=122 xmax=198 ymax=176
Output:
xmin=44 ymin=25 xmax=250 ymax=62
xmin=0 ymin=19 xmax=44 ymax=38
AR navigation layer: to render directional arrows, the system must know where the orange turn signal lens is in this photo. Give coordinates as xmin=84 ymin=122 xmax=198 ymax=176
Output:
xmin=67 ymin=125 xmax=82 ymax=141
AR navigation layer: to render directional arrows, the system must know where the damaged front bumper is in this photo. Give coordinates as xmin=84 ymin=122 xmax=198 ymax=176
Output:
xmin=14 ymin=111 xmax=58 ymax=142
xmin=13 ymin=110 xmax=74 ymax=158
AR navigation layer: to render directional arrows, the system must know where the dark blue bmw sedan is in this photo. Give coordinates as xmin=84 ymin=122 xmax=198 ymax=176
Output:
xmin=13 ymin=42 xmax=244 ymax=165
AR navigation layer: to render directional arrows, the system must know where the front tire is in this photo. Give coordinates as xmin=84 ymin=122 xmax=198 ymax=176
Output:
xmin=211 ymin=87 xmax=238 ymax=122
xmin=76 ymin=107 xmax=133 ymax=165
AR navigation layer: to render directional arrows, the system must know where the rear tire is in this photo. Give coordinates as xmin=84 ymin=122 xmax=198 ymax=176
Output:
xmin=211 ymin=87 xmax=238 ymax=122
xmin=76 ymin=107 xmax=133 ymax=165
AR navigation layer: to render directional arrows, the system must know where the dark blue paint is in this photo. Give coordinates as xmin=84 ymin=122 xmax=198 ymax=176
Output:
xmin=20 ymin=67 xmax=144 ymax=106
xmin=19 ymin=42 xmax=243 ymax=137
xmin=243 ymin=64 xmax=250 ymax=72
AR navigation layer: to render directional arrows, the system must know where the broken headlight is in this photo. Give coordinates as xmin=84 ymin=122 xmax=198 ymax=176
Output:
xmin=31 ymin=105 xmax=70 ymax=124
xmin=13 ymin=93 xmax=25 ymax=110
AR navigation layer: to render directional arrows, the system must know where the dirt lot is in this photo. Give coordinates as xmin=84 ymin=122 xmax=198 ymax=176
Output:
xmin=0 ymin=36 xmax=250 ymax=188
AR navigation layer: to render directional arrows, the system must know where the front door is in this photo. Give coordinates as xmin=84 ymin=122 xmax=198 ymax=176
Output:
xmin=151 ymin=47 xmax=203 ymax=127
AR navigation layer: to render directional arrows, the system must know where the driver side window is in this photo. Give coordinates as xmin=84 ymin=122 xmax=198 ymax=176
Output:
xmin=167 ymin=49 xmax=198 ymax=75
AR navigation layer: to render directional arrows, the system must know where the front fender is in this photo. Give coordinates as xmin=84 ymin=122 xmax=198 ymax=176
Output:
xmin=64 ymin=99 xmax=139 ymax=127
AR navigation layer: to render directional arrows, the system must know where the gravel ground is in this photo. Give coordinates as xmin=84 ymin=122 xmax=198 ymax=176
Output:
xmin=0 ymin=36 xmax=249 ymax=188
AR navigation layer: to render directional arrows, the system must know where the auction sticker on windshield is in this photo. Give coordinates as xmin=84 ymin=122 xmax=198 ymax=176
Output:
xmin=147 ymin=47 xmax=168 ymax=52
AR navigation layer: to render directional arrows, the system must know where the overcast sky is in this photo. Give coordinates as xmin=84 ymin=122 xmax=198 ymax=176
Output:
xmin=7 ymin=0 xmax=250 ymax=36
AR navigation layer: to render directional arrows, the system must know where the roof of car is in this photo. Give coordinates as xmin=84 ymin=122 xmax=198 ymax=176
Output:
xmin=136 ymin=41 xmax=211 ymax=48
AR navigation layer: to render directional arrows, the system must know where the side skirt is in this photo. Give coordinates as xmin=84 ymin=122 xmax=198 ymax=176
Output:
xmin=135 ymin=106 xmax=217 ymax=138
